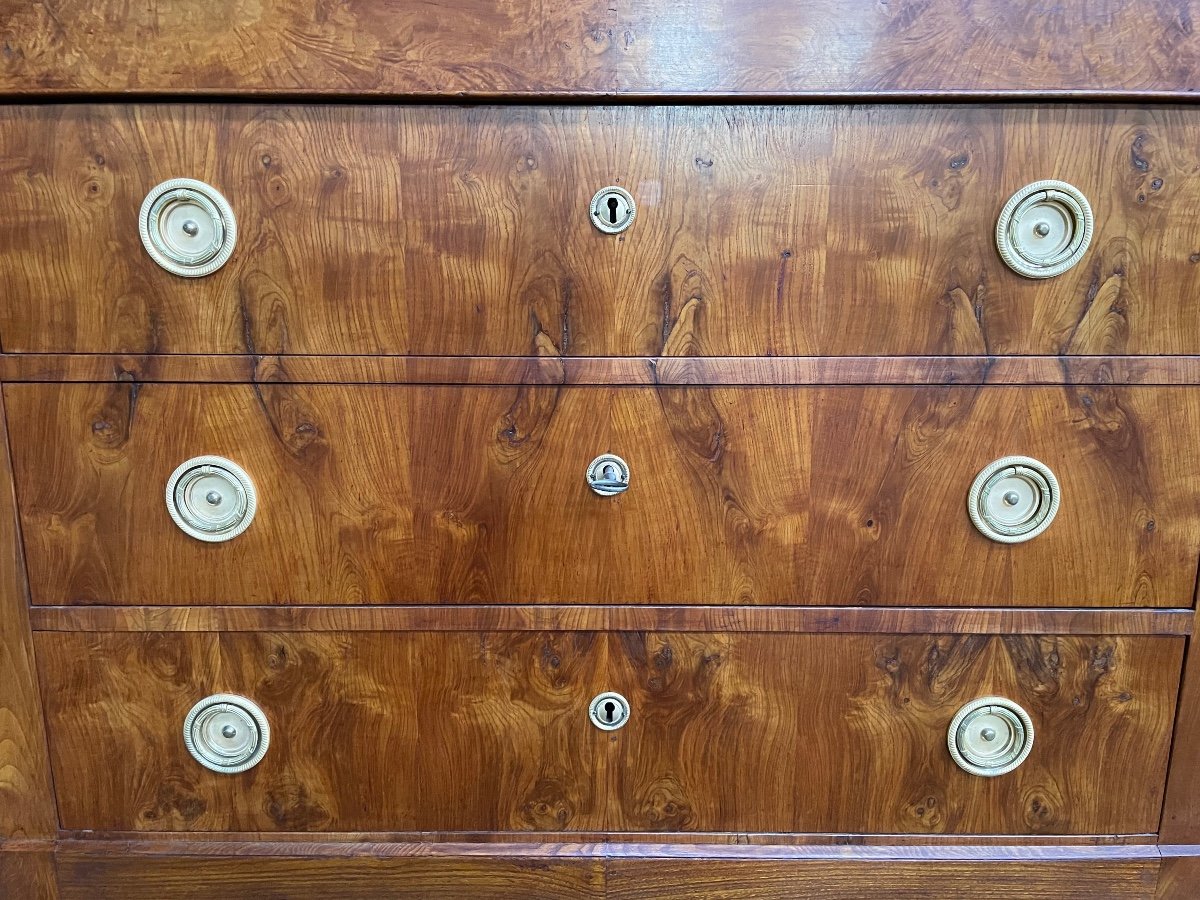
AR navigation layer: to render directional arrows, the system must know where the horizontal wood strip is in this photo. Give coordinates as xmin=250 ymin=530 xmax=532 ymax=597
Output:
xmin=6 ymin=355 xmax=1200 ymax=386
xmin=2 ymin=0 xmax=1199 ymax=97
xmin=28 ymin=605 xmax=1195 ymax=635
xmin=56 ymin=831 xmax=1158 ymax=848
xmin=51 ymin=838 xmax=1162 ymax=861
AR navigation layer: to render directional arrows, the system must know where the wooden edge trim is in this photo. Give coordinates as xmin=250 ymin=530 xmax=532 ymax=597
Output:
xmin=48 ymin=838 xmax=1162 ymax=862
xmin=28 ymin=605 xmax=1194 ymax=635
xmin=1160 ymin=845 xmax=1200 ymax=858
xmin=55 ymin=831 xmax=1158 ymax=848
xmin=4 ymin=355 xmax=1200 ymax=386
xmin=6 ymin=90 xmax=1200 ymax=103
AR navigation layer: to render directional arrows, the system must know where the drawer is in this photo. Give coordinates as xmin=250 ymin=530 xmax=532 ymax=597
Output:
xmin=10 ymin=383 xmax=1200 ymax=607
xmin=2 ymin=104 xmax=1198 ymax=356
xmin=35 ymin=630 xmax=1182 ymax=834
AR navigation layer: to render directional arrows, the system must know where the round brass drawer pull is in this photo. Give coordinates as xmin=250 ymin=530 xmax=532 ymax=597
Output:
xmin=183 ymin=693 xmax=270 ymax=774
xmin=166 ymin=455 xmax=257 ymax=542
xmin=968 ymin=455 xmax=1060 ymax=544
xmin=139 ymin=178 xmax=237 ymax=277
xmin=586 ymin=453 xmax=629 ymax=496
xmin=588 ymin=691 xmax=630 ymax=731
xmin=995 ymin=179 xmax=1093 ymax=279
xmin=589 ymin=185 xmax=636 ymax=235
xmin=948 ymin=696 xmax=1034 ymax=777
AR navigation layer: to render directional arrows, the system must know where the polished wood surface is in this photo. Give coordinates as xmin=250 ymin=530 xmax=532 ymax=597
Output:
xmin=604 ymin=633 xmax=1181 ymax=835
xmin=1157 ymin=852 xmax=1200 ymax=899
xmin=11 ymin=354 xmax=1200 ymax=387
xmin=28 ymin=605 xmax=1195 ymax=636
xmin=1160 ymin=612 xmax=1200 ymax=843
xmin=607 ymin=857 xmax=1159 ymax=899
xmin=0 ymin=389 xmax=57 ymax=839
xmin=1 ymin=1 xmax=1198 ymax=97
xmin=10 ymin=384 xmax=1200 ymax=608
xmin=0 ymin=845 xmax=58 ymax=900
xmin=35 ymin=631 xmax=1182 ymax=835
xmin=55 ymin=846 xmax=603 ymax=899
xmin=4 ymin=105 xmax=1200 ymax=357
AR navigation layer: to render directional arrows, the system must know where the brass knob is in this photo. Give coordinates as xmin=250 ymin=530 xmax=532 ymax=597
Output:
xmin=183 ymin=694 xmax=270 ymax=774
xmin=948 ymin=696 xmax=1035 ymax=777
xmin=996 ymin=180 xmax=1093 ymax=279
xmin=968 ymin=456 xmax=1060 ymax=544
xmin=139 ymin=178 xmax=237 ymax=277
xmin=166 ymin=455 xmax=257 ymax=542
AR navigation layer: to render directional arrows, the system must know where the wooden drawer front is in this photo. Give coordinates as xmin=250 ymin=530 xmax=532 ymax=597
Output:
xmin=36 ymin=631 xmax=1182 ymax=834
xmin=2 ymin=104 xmax=1199 ymax=356
xmin=10 ymin=383 xmax=1199 ymax=607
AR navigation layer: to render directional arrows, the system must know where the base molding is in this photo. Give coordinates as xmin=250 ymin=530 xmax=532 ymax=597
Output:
xmin=3 ymin=838 xmax=1194 ymax=899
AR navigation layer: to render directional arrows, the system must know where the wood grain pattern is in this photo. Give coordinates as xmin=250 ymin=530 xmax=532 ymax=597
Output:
xmin=0 ymin=387 xmax=57 ymax=838
xmin=1157 ymin=852 xmax=1200 ymax=899
xmin=9 ymin=384 xmax=1200 ymax=608
xmin=34 ymin=631 xmax=1183 ymax=835
xmin=603 ymin=633 xmax=1182 ymax=835
xmin=607 ymin=857 xmax=1159 ymax=899
xmin=4 ymin=105 xmax=1200 ymax=357
xmin=54 ymin=850 xmax=602 ymax=899
xmin=36 ymin=631 xmax=607 ymax=833
xmin=11 ymin=354 xmax=1200 ymax=387
xmin=1 ymin=1 xmax=1197 ymax=96
xmin=1160 ymin=613 xmax=1200 ymax=842
xmin=0 ymin=846 xmax=58 ymax=900
xmin=28 ymin=605 xmax=1195 ymax=636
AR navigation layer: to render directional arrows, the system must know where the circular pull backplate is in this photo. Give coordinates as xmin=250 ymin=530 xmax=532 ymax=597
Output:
xmin=589 ymin=186 xmax=636 ymax=234
xmin=968 ymin=455 xmax=1060 ymax=544
xmin=166 ymin=455 xmax=257 ymax=542
xmin=995 ymin=180 xmax=1093 ymax=278
xmin=587 ymin=454 xmax=629 ymax=496
xmin=140 ymin=178 xmax=237 ymax=277
xmin=948 ymin=696 xmax=1034 ymax=777
xmin=183 ymin=693 xmax=270 ymax=774
xmin=588 ymin=691 xmax=630 ymax=731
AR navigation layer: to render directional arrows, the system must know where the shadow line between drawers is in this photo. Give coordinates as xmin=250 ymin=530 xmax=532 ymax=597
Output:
xmin=27 ymin=605 xmax=1195 ymax=634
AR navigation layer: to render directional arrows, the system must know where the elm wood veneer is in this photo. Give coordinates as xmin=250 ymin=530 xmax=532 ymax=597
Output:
xmin=34 ymin=631 xmax=1182 ymax=835
xmin=1 ymin=0 xmax=1198 ymax=97
xmin=43 ymin=843 xmax=1163 ymax=900
xmin=9 ymin=383 xmax=1200 ymax=608
xmin=0 ymin=845 xmax=57 ymax=900
xmin=13 ymin=354 xmax=1200 ymax=387
xmin=27 ymin=605 xmax=1196 ymax=636
xmin=4 ymin=105 xmax=1200 ymax=357
xmin=0 ymin=387 xmax=57 ymax=840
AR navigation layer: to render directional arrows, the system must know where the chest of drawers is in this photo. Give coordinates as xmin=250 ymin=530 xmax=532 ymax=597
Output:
xmin=2 ymin=2 xmax=1200 ymax=898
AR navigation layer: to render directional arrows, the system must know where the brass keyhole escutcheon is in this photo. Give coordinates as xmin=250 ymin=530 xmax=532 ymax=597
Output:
xmin=589 ymin=186 xmax=636 ymax=235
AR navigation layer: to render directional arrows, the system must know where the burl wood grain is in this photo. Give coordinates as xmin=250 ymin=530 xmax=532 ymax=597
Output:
xmin=0 ymin=0 xmax=1197 ymax=96
xmin=8 ymin=384 xmax=1200 ymax=607
xmin=36 ymin=631 xmax=606 ymax=833
xmin=3 ymin=105 xmax=1200 ymax=356
xmin=0 ymin=389 xmax=57 ymax=838
xmin=34 ymin=632 xmax=1181 ymax=835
